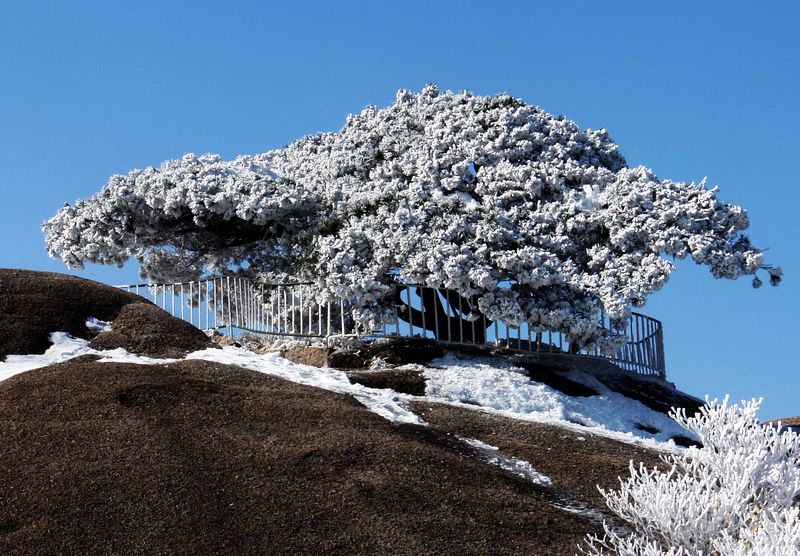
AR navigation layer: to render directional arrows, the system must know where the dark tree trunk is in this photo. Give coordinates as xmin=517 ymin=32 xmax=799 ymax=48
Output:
xmin=393 ymin=286 xmax=493 ymax=344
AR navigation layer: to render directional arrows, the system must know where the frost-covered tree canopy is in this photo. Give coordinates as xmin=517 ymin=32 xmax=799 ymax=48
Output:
xmin=44 ymin=85 xmax=780 ymax=345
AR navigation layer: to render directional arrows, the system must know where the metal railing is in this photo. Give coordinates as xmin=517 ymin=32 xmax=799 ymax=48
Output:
xmin=116 ymin=277 xmax=666 ymax=379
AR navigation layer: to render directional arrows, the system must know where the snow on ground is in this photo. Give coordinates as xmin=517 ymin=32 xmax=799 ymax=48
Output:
xmin=0 ymin=332 xmax=686 ymax=450
xmin=459 ymin=436 xmax=553 ymax=486
xmin=0 ymin=332 xmax=179 ymax=381
xmin=85 ymin=317 xmax=112 ymax=333
xmin=419 ymin=354 xmax=688 ymax=449
xmin=185 ymin=346 xmax=423 ymax=425
xmin=0 ymin=333 xmax=93 ymax=380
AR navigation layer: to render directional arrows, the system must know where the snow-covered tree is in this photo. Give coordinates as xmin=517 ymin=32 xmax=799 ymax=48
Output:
xmin=581 ymin=398 xmax=800 ymax=555
xmin=43 ymin=86 xmax=780 ymax=347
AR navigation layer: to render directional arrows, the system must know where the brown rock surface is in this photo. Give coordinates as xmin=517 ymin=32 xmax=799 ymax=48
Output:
xmin=89 ymin=302 xmax=215 ymax=358
xmin=593 ymin=370 xmax=704 ymax=416
xmin=282 ymin=345 xmax=333 ymax=367
xmin=410 ymin=401 xmax=664 ymax=511
xmin=767 ymin=415 xmax=800 ymax=433
xmin=346 ymin=368 xmax=427 ymax=396
xmin=281 ymin=339 xmax=444 ymax=370
xmin=0 ymin=357 xmax=664 ymax=555
xmin=773 ymin=416 xmax=800 ymax=427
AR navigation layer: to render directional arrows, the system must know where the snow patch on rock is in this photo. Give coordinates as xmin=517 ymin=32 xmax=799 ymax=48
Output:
xmin=85 ymin=316 xmax=112 ymax=333
xmin=186 ymin=346 xmax=424 ymax=425
xmin=422 ymin=355 xmax=688 ymax=448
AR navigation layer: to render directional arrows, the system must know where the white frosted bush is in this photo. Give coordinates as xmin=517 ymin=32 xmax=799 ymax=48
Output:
xmin=43 ymin=86 xmax=780 ymax=346
xmin=581 ymin=398 xmax=800 ymax=555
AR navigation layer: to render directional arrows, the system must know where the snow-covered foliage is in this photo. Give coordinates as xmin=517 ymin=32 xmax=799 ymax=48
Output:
xmin=581 ymin=398 xmax=800 ymax=555
xmin=43 ymin=86 xmax=779 ymax=347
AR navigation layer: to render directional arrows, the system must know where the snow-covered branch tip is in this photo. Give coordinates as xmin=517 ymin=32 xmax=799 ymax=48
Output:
xmin=43 ymin=85 xmax=780 ymax=348
xmin=580 ymin=397 xmax=800 ymax=555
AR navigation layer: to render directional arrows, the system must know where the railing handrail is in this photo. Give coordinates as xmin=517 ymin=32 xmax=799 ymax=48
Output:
xmin=116 ymin=276 xmax=666 ymax=379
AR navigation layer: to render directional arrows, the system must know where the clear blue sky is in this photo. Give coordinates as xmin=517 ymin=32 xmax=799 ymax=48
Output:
xmin=1 ymin=2 xmax=797 ymax=419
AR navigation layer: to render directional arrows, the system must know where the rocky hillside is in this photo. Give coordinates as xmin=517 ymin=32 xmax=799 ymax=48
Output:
xmin=0 ymin=269 xmax=712 ymax=555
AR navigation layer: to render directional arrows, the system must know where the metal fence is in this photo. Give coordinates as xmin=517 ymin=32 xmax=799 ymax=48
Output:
xmin=117 ymin=277 xmax=666 ymax=379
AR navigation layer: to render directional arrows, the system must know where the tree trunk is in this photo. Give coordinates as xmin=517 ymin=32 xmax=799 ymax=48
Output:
xmin=393 ymin=286 xmax=492 ymax=344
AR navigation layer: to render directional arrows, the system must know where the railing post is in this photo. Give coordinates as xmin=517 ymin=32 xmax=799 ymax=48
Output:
xmin=433 ymin=288 xmax=440 ymax=340
xmin=394 ymin=290 xmax=400 ymax=339
xmin=420 ymin=287 xmax=427 ymax=339
xmin=284 ymin=287 xmax=289 ymax=334
xmin=298 ymin=287 xmax=303 ymax=335
xmin=226 ymin=276 xmax=232 ymax=338
xmin=470 ymin=296 xmax=476 ymax=344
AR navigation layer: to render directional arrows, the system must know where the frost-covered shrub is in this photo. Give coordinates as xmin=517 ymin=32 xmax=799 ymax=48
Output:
xmin=43 ymin=86 xmax=780 ymax=346
xmin=581 ymin=398 xmax=800 ymax=555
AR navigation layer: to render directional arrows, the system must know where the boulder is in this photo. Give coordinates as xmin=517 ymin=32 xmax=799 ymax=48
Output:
xmin=0 ymin=269 xmax=141 ymax=360
xmin=282 ymin=339 xmax=444 ymax=370
xmin=89 ymin=303 xmax=215 ymax=358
